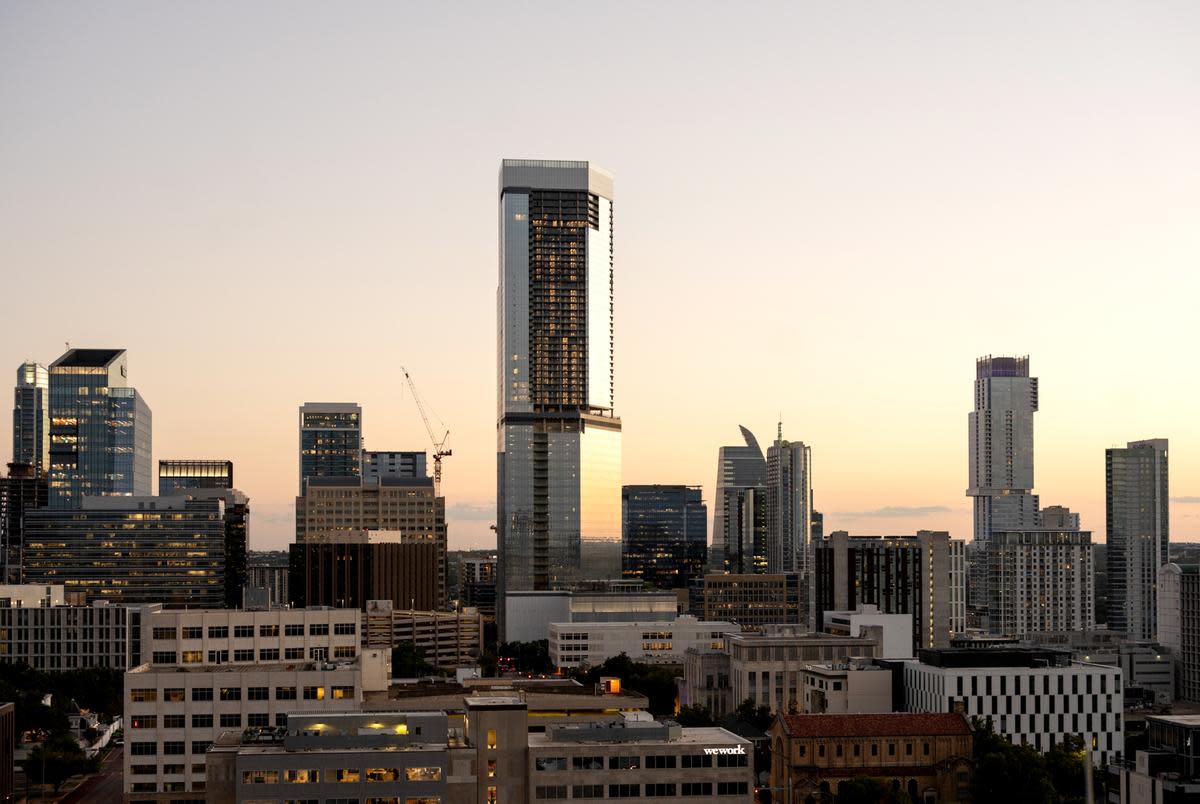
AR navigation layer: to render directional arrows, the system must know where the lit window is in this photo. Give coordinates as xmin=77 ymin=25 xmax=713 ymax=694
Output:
xmin=487 ymin=729 xmax=497 ymax=749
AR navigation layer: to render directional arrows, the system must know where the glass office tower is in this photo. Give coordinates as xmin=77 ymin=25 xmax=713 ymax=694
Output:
xmin=711 ymin=426 xmax=768 ymax=572
xmin=621 ymin=485 xmax=707 ymax=589
xmin=1107 ymin=438 xmax=1169 ymax=640
xmin=158 ymin=459 xmax=234 ymax=494
xmin=298 ymin=403 xmax=362 ymax=493
xmin=13 ymin=362 xmax=49 ymax=475
xmin=497 ymin=160 xmax=622 ymax=627
xmin=47 ymin=349 xmax=152 ymax=508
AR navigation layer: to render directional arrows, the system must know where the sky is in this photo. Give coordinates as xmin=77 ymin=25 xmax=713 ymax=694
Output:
xmin=2 ymin=2 xmax=1199 ymax=551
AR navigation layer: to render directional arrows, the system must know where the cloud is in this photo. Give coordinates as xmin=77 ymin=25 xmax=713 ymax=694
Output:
xmin=448 ymin=502 xmax=495 ymax=521
xmin=1172 ymin=496 xmax=1200 ymax=504
xmin=835 ymin=505 xmax=955 ymax=518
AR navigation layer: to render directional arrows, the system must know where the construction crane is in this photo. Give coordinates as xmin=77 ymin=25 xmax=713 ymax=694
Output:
xmin=401 ymin=366 xmax=451 ymax=496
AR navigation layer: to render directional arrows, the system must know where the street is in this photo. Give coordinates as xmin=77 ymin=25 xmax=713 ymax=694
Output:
xmin=58 ymin=747 xmax=122 ymax=804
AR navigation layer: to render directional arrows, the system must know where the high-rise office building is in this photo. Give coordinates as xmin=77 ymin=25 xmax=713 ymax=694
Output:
xmin=711 ymin=426 xmax=767 ymax=572
xmin=298 ymin=402 xmax=362 ymax=493
xmin=157 ymin=459 xmax=233 ymax=494
xmin=0 ymin=462 xmax=48 ymax=582
xmin=814 ymin=530 xmax=958 ymax=650
xmin=47 ymin=348 xmax=152 ymax=507
xmin=1107 ymin=438 xmax=1169 ymax=640
xmin=721 ymin=485 xmax=769 ymax=575
xmin=1158 ymin=563 xmax=1200 ymax=702
xmin=362 ymin=450 xmax=427 ymax=480
xmin=496 ymin=159 xmax=622 ymax=626
xmin=12 ymin=362 xmax=49 ymax=475
xmin=23 ymin=496 xmax=225 ymax=606
xmin=621 ymin=484 xmax=707 ymax=589
xmin=765 ymin=424 xmax=812 ymax=575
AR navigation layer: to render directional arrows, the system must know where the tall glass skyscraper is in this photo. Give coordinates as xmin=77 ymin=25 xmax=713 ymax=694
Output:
xmin=621 ymin=485 xmax=707 ymax=589
xmin=497 ymin=159 xmax=622 ymax=622
xmin=711 ymin=426 xmax=767 ymax=572
xmin=47 ymin=349 xmax=152 ymax=508
xmin=766 ymin=424 xmax=813 ymax=575
xmin=1107 ymin=438 xmax=1169 ymax=640
xmin=12 ymin=362 xmax=49 ymax=474
xmin=298 ymin=402 xmax=362 ymax=493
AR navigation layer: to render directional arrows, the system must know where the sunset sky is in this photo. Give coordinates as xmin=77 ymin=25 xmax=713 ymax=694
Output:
xmin=2 ymin=3 xmax=1198 ymax=551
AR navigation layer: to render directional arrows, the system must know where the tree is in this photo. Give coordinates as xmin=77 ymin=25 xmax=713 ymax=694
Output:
xmin=391 ymin=642 xmax=435 ymax=677
xmin=675 ymin=704 xmax=715 ymax=727
xmin=497 ymin=640 xmax=553 ymax=675
xmin=733 ymin=698 xmax=773 ymax=732
xmin=24 ymin=734 xmax=97 ymax=794
xmin=1045 ymin=735 xmax=1087 ymax=803
xmin=574 ymin=654 xmax=679 ymax=716
xmin=836 ymin=777 xmax=913 ymax=804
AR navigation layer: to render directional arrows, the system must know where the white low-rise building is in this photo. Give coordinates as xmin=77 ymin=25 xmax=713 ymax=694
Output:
xmin=904 ymin=647 xmax=1121 ymax=765
xmin=550 ymin=615 xmax=736 ymax=669
xmin=801 ymin=660 xmax=893 ymax=714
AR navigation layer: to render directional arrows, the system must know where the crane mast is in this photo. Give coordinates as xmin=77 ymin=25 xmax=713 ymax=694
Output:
xmin=401 ymin=366 xmax=451 ymax=496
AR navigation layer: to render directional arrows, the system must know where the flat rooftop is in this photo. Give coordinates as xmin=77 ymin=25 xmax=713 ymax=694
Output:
xmin=531 ymin=726 xmax=746 ymax=748
xmin=129 ymin=660 xmax=359 ymax=675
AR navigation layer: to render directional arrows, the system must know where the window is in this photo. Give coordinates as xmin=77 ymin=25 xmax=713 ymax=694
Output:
xmin=573 ymin=756 xmax=603 ymax=770
xmin=277 ymin=686 xmax=297 ymax=700
xmin=334 ymin=622 xmax=356 ymax=635
xmin=536 ymin=757 xmax=567 ymax=771
xmin=487 ymin=729 xmax=497 ymax=749
xmin=130 ymin=782 xmax=157 ymax=793
xmin=366 ymin=768 xmax=400 ymax=782
xmin=259 ymin=624 xmax=279 ymax=637
xmin=192 ymin=687 xmax=213 ymax=701
xmin=285 ymin=647 xmax=304 ymax=660
xmin=284 ymin=624 xmax=304 ymax=636
xmin=573 ymin=785 xmax=604 ymax=798
xmin=681 ymin=754 xmax=712 ymax=768
xmin=646 ymin=784 xmax=676 ymax=796
xmin=717 ymin=781 xmax=748 ymax=796
xmin=331 ymin=686 xmax=354 ymax=700
xmin=609 ymin=784 xmax=641 ymax=798
xmin=334 ymin=646 xmax=356 ymax=659
xmin=192 ymin=741 xmax=213 ymax=754
xmin=152 ymin=651 xmax=177 ymax=664
xmin=220 ymin=687 xmax=242 ymax=701
xmin=130 ymin=742 xmax=157 ymax=756
xmin=259 ymin=649 xmax=280 ymax=661
xmin=208 ymin=626 xmax=228 ymax=639
xmin=163 ymin=715 xmax=185 ymax=729
xmin=152 ymin=627 xmax=177 ymax=640
xmin=163 ymin=688 xmax=185 ymax=703
xmin=610 ymin=756 xmax=640 ymax=770
xmin=248 ymin=713 xmax=269 ymax=727
xmin=163 ymin=741 xmax=186 ymax=755
xmin=644 ymin=755 xmax=676 ymax=769
xmin=192 ymin=764 xmax=206 ymax=774
xmin=536 ymin=786 xmax=568 ymax=799
xmin=243 ymin=770 xmax=279 ymax=784
xmin=309 ymin=624 xmax=329 ymax=636
xmin=130 ymin=688 xmax=157 ymax=702
xmin=303 ymin=686 xmax=324 ymax=700
xmin=276 ymin=714 xmax=288 ymax=727
xmin=248 ymin=687 xmax=269 ymax=700
xmin=405 ymin=767 xmax=442 ymax=782
xmin=283 ymin=769 xmax=319 ymax=783
xmin=182 ymin=651 xmax=203 ymax=664
xmin=682 ymin=782 xmax=713 ymax=796
xmin=234 ymin=649 xmax=255 ymax=662
xmin=334 ymin=769 xmax=360 ymax=783
xmin=487 ymin=759 xmax=496 ymax=778
xmin=192 ymin=714 xmax=213 ymax=728
xmin=208 ymin=650 xmax=229 ymax=664
xmin=716 ymin=753 xmax=747 ymax=767
xmin=130 ymin=715 xmax=156 ymax=729
xmin=130 ymin=765 xmax=156 ymax=775
xmin=182 ymin=626 xmax=203 ymax=639
xmin=220 ymin=714 xmax=242 ymax=728
xmin=234 ymin=625 xmax=254 ymax=638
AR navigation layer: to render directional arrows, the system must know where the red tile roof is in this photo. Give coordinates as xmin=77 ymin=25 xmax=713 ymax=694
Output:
xmin=779 ymin=713 xmax=972 ymax=738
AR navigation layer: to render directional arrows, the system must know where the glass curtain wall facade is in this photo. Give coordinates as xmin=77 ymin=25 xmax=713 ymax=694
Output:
xmin=298 ymin=403 xmax=362 ymax=493
xmin=158 ymin=459 xmax=234 ymax=494
xmin=497 ymin=160 xmax=621 ymax=635
xmin=47 ymin=349 xmax=152 ymax=508
xmin=765 ymin=428 xmax=812 ymax=575
xmin=1107 ymin=438 xmax=1169 ymax=640
xmin=13 ymin=362 xmax=49 ymax=474
xmin=621 ymin=485 xmax=707 ymax=589
xmin=711 ymin=426 xmax=767 ymax=572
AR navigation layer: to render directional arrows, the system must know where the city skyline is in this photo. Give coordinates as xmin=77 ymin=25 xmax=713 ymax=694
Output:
xmin=3 ymin=4 xmax=1199 ymax=551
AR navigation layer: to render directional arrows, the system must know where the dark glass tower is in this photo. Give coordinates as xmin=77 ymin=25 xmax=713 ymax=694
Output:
xmin=1107 ymin=438 xmax=1169 ymax=640
xmin=158 ymin=459 xmax=234 ymax=494
xmin=298 ymin=403 xmax=362 ymax=493
xmin=47 ymin=349 xmax=152 ymax=507
xmin=497 ymin=160 xmax=621 ymax=636
xmin=621 ymin=485 xmax=707 ymax=589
